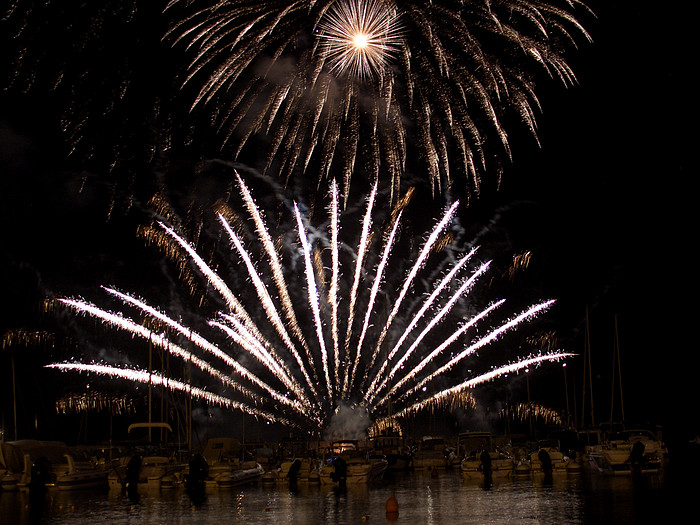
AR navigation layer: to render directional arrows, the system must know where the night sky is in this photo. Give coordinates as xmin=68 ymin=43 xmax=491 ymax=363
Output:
xmin=0 ymin=1 xmax=694 ymax=446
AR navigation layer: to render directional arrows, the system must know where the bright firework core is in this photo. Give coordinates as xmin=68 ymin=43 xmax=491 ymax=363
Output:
xmin=318 ymin=0 xmax=403 ymax=78
xmin=353 ymin=33 xmax=369 ymax=48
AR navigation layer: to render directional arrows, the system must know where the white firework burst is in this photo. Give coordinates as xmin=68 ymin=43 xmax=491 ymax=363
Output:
xmin=317 ymin=0 xmax=404 ymax=78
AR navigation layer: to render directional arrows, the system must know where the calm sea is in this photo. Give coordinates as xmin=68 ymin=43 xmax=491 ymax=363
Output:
xmin=0 ymin=468 xmax=690 ymax=525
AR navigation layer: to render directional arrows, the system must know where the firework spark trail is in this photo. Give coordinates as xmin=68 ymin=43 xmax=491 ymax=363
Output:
xmin=158 ymin=221 xmax=259 ymax=339
xmin=230 ymin=171 xmax=324 ymax=404
xmin=366 ymin=258 xmax=492 ymax=404
xmin=384 ymin=352 xmax=575 ymax=421
xmin=101 ymin=286 xmax=304 ymax=411
xmin=392 ymin=299 xmax=557 ymax=405
xmin=182 ymin=6 xmax=300 ymax=110
xmin=328 ymin=179 xmax=341 ymax=395
xmin=362 ymin=247 xmax=477 ymax=399
xmin=2 ymin=2 xmax=592 ymax=202
xmin=348 ymin=208 xmax=403 ymax=388
xmin=294 ymin=202 xmax=333 ymax=403
xmin=209 ymin=316 xmax=312 ymax=415
xmin=342 ymin=181 xmax=377 ymax=396
xmin=374 ymin=298 xmax=506 ymax=407
xmin=56 ymin=297 xmax=271 ymax=407
xmin=362 ymin=200 xmax=459 ymax=395
xmin=158 ymin=220 xmax=316 ymax=403
xmin=218 ymin=214 xmax=306 ymax=381
xmin=233 ymin=171 xmax=310 ymax=358
xmin=46 ymin=362 xmax=287 ymax=424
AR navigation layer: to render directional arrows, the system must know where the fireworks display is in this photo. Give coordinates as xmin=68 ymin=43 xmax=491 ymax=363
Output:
xmin=1 ymin=0 xmax=687 ymax=451
xmin=48 ymin=171 xmax=572 ymax=432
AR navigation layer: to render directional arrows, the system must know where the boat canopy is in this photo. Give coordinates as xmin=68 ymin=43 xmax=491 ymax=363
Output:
xmin=0 ymin=440 xmax=70 ymax=472
xmin=127 ymin=422 xmax=173 ymax=434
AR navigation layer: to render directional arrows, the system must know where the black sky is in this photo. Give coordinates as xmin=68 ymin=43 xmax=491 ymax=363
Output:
xmin=0 ymin=1 xmax=695 ymax=442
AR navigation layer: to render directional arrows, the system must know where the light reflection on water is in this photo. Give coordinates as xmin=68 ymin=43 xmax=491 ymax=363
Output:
xmin=0 ymin=470 xmax=677 ymax=525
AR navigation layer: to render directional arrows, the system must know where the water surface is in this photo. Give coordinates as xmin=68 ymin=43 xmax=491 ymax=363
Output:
xmin=0 ymin=469 xmax=681 ymax=525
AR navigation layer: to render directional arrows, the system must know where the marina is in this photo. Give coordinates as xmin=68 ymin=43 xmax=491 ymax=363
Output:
xmin=0 ymin=457 xmax=686 ymax=525
xmin=1 ymin=424 xmax=694 ymax=524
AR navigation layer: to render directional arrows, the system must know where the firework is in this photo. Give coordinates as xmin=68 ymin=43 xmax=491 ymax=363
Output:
xmin=2 ymin=329 xmax=54 ymax=350
xmin=500 ymin=402 xmax=563 ymax=426
xmin=164 ymin=0 xmax=592 ymax=201
xmin=55 ymin=392 xmax=137 ymax=416
xmin=317 ymin=0 xmax=404 ymax=78
xmin=48 ymin=170 xmax=571 ymax=432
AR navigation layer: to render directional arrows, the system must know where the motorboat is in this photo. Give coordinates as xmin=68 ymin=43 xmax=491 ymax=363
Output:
xmin=584 ymin=428 xmax=667 ymax=475
xmin=210 ymin=461 xmax=264 ymax=488
xmin=319 ymin=441 xmax=387 ymax=485
xmin=1 ymin=440 xmax=108 ymax=492
xmin=411 ymin=436 xmax=458 ymax=471
xmin=458 ymin=432 xmax=515 ymax=480
xmin=369 ymin=432 xmax=413 ymax=472
xmin=625 ymin=429 xmax=668 ymax=464
xmin=182 ymin=437 xmax=264 ymax=489
xmin=273 ymin=457 xmax=322 ymax=484
xmin=528 ymin=439 xmax=582 ymax=476
xmin=461 ymin=450 xmax=515 ymax=480
xmin=109 ymin=453 xmax=185 ymax=490
xmin=107 ymin=423 xmax=186 ymax=491
xmin=0 ymin=440 xmax=21 ymax=491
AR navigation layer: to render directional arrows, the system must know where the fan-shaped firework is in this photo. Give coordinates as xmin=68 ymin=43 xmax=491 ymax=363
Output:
xmin=47 ymin=169 xmax=571 ymax=432
xmin=164 ymin=0 xmax=592 ymax=201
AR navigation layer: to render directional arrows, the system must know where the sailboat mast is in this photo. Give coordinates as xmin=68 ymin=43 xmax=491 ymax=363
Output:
xmin=148 ymin=333 xmax=152 ymax=443
xmin=581 ymin=306 xmax=595 ymax=428
xmin=11 ymin=354 xmax=17 ymax=440
xmin=609 ymin=314 xmax=625 ymax=424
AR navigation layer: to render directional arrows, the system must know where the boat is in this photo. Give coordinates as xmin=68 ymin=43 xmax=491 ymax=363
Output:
xmin=411 ymin=436 xmax=458 ymax=471
xmin=107 ymin=423 xmax=186 ymax=491
xmin=0 ymin=440 xmax=21 ymax=491
xmin=211 ymin=461 xmax=264 ymax=488
xmin=108 ymin=453 xmax=185 ymax=490
xmin=458 ymin=432 xmax=515 ymax=480
xmin=583 ymin=427 xmax=667 ymax=475
xmin=369 ymin=432 xmax=413 ymax=472
xmin=0 ymin=440 xmax=109 ymax=492
xmin=625 ymin=429 xmax=668 ymax=464
xmin=194 ymin=437 xmax=264 ymax=489
xmin=262 ymin=438 xmax=323 ymax=484
xmin=272 ymin=457 xmax=322 ymax=484
xmin=527 ymin=439 xmax=582 ymax=476
xmin=319 ymin=441 xmax=387 ymax=485
xmin=576 ymin=316 xmax=666 ymax=476
xmin=242 ymin=441 xmax=277 ymax=470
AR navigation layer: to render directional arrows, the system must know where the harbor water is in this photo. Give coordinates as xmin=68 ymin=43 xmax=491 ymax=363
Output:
xmin=0 ymin=468 xmax=688 ymax=525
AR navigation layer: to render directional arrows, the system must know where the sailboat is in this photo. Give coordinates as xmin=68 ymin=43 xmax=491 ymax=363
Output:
xmin=578 ymin=313 xmax=667 ymax=475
